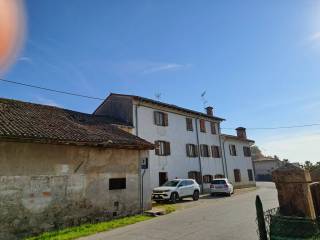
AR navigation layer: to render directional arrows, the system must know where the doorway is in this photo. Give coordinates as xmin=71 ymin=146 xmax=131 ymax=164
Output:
xmin=159 ymin=172 xmax=168 ymax=186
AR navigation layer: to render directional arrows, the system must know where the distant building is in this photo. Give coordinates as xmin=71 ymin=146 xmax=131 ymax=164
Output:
xmin=0 ymin=98 xmax=153 ymax=239
xmin=253 ymin=157 xmax=284 ymax=181
xmin=94 ymin=93 xmax=256 ymax=191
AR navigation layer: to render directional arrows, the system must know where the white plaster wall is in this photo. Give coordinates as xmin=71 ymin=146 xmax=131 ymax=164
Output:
xmin=133 ymin=104 xmax=224 ymax=189
xmin=223 ymin=139 xmax=256 ymax=188
xmin=254 ymin=160 xmax=279 ymax=176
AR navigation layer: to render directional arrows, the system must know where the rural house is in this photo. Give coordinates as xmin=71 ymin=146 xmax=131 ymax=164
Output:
xmin=0 ymin=98 xmax=153 ymax=239
xmin=93 ymin=93 xmax=256 ymax=191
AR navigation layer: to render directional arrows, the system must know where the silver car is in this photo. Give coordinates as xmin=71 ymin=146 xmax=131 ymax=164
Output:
xmin=210 ymin=178 xmax=234 ymax=196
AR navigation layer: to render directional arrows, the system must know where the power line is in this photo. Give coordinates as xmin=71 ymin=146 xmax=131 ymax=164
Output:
xmin=0 ymin=78 xmax=105 ymax=101
xmin=1 ymin=78 xmax=320 ymax=130
xmin=222 ymin=123 xmax=320 ymax=130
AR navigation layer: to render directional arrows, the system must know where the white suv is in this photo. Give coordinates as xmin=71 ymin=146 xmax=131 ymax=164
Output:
xmin=210 ymin=178 xmax=234 ymax=196
xmin=152 ymin=179 xmax=200 ymax=203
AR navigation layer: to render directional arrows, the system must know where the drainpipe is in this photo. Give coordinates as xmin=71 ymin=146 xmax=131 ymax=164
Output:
xmin=218 ymin=124 xmax=226 ymax=177
xmin=221 ymin=138 xmax=229 ymax=179
xmin=135 ymin=103 xmax=143 ymax=213
xmin=195 ymin=117 xmax=204 ymax=193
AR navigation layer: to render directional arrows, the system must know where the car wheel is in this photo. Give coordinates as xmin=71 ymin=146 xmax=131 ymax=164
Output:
xmin=192 ymin=190 xmax=199 ymax=201
xmin=227 ymin=192 xmax=232 ymax=197
xmin=170 ymin=192 xmax=179 ymax=204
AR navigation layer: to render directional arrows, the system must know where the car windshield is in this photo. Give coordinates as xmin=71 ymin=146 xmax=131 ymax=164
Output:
xmin=162 ymin=180 xmax=180 ymax=187
xmin=212 ymin=180 xmax=226 ymax=184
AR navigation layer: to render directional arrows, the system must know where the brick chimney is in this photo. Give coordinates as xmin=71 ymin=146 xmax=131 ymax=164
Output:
xmin=236 ymin=127 xmax=247 ymax=139
xmin=205 ymin=106 xmax=214 ymax=116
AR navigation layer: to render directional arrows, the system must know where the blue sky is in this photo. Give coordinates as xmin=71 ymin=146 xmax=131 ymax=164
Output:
xmin=1 ymin=0 xmax=320 ymax=163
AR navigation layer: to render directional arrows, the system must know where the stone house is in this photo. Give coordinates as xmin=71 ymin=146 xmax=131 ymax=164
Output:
xmin=253 ymin=156 xmax=284 ymax=181
xmin=0 ymin=98 xmax=153 ymax=239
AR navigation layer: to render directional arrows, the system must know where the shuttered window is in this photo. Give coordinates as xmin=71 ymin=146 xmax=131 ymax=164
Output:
xmin=154 ymin=111 xmax=168 ymax=126
xmin=211 ymin=122 xmax=217 ymax=134
xmin=200 ymin=144 xmax=210 ymax=157
xmin=186 ymin=144 xmax=198 ymax=157
xmin=248 ymin=169 xmax=253 ymax=181
xmin=155 ymin=141 xmax=171 ymax=156
xmin=229 ymin=144 xmax=237 ymax=156
xmin=203 ymin=175 xmax=213 ymax=183
xmin=188 ymin=171 xmax=202 ymax=184
xmin=211 ymin=145 xmax=221 ymax=158
xmin=200 ymin=119 xmax=206 ymax=132
xmin=243 ymin=146 xmax=251 ymax=157
xmin=186 ymin=118 xmax=193 ymax=131
xmin=234 ymin=169 xmax=241 ymax=182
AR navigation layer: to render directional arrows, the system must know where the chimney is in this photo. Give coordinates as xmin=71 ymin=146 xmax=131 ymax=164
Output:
xmin=236 ymin=127 xmax=247 ymax=139
xmin=205 ymin=106 xmax=214 ymax=116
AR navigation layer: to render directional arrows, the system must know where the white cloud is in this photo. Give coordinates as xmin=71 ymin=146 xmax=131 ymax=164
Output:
xmin=18 ymin=56 xmax=33 ymax=64
xmin=35 ymin=96 xmax=60 ymax=107
xmin=260 ymin=132 xmax=320 ymax=164
xmin=142 ymin=63 xmax=191 ymax=74
xmin=309 ymin=32 xmax=320 ymax=42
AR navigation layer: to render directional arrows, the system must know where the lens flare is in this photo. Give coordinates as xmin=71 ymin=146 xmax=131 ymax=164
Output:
xmin=0 ymin=0 xmax=26 ymax=75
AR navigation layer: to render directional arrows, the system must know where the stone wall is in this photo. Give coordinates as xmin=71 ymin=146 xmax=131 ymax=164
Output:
xmin=0 ymin=141 xmax=150 ymax=239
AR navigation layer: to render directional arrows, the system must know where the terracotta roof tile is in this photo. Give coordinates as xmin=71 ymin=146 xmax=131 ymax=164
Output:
xmin=0 ymin=98 xmax=153 ymax=149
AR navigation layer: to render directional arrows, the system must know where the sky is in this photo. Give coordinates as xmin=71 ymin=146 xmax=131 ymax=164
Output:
xmin=1 ymin=0 xmax=320 ymax=163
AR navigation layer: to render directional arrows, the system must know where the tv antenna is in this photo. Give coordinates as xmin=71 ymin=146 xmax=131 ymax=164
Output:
xmin=201 ymin=90 xmax=208 ymax=108
xmin=155 ymin=93 xmax=162 ymax=101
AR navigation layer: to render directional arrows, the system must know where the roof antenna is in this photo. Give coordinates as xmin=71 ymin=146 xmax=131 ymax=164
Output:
xmin=201 ymin=90 xmax=208 ymax=109
xmin=155 ymin=93 xmax=162 ymax=101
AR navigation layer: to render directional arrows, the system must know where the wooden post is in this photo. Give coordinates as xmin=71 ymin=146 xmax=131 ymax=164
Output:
xmin=256 ymin=195 xmax=268 ymax=240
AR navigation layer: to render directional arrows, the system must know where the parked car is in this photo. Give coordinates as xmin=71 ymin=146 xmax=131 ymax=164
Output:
xmin=152 ymin=179 xmax=200 ymax=203
xmin=210 ymin=178 xmax=234 ymax=196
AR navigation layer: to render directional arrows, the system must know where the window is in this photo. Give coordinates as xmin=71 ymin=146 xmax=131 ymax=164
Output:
xmin=203 ymin=175 xmax=213 ymax=183
xmin=210 ymin=122 xmax=217 ymax=134
xmin=214 ymin=174 xmax=225 ymax=179
xmin=243 ymin=146 xmax=251 ymax=157
xmin=154 ymin=111 xmax=168 ymax=126
xmin=188 ymin=171 xmax=202 ymax=184
xmin=234 ymin=169 xmax=241 ymax=182
xmin=211 ymin=145 xmax=221 ymax=158
xmin=155 ymin=141 xmax=170 ymax=156
xmin=186 ymin=118 xmax=193 ymax=131
xmin=109 ymin=178 xmax=126 ymax=190
xmin=186 ymin=144 xmax=198 ymax=157
xmin=200 ymin=144 xmax=210 ymax=157
xmin=229 ymin=144 xmax=237 ymax=156
xmin=248 ymin=169 xmax=253 ymax=181
xmin=200 ymin=119 xmax=206 ymax=132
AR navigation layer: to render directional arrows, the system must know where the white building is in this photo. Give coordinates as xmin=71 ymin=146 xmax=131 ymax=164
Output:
xmin=253 ymin=157 xmax=284 ymax=181
xmin=94 ymin=93 xmax=256 ymax=191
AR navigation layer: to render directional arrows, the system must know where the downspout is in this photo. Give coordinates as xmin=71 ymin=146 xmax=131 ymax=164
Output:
xmin=221 ymin=138 xmax=229 ymax=179
xmin=195 ymin=117 xmax=204 ymax=193
xmin=135 ymin=103 xmax=143 ymax=213
xmin=218 ymin=123 xmax=226 ymax=177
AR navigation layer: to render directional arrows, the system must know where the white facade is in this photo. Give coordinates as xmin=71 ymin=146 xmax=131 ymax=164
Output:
xmin=94 ymin=93 xmax=256 ymax=191
xmin=133 ymin=103 xmax=225 ymax=190
xmin=222 ymin=136 xmax=256 ymax=188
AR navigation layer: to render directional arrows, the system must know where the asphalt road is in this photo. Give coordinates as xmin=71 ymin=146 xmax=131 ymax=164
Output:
xmin=80 ymin=182 xmax=278 ymax=240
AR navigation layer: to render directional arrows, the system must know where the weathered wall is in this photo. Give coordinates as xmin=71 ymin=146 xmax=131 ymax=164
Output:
xmin=0 ymin=141 xmax=149 ymax=239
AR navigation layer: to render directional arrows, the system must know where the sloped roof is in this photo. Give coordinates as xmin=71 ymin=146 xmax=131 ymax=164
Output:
xmin=95 ymin=93 xmax=225 ymax=121
xmin=221 ymin=134 xmax=255 ymax=143
xmin=0 ymin=98 xmax=153 ymax=149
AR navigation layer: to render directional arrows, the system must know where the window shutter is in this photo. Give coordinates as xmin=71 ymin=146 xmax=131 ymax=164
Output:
xmin=211 ymin=146 xmax=214 ymax=157
xmin=165 ymin=142 xmax=171 ymax=155
xmin=164 ymin=113 xmax=168 ymax=126
xmin=195 ymin=145 xmax=199 ymax=157
xmin=186 ymin=144 xmax=190 ymax=157
xmin=218 ymin=146 xmax=222 ymax=158
xmin=154 ymin=111 xmax=158 ymax=125
xmin=207 ymin=145 xmax=211 ymax=157
xmin=155 ymin=141 xmax=160 ymax=155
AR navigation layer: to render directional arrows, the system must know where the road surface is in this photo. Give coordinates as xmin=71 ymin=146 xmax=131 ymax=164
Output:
xmin=80 ymin=182 xmax=278 ymax=240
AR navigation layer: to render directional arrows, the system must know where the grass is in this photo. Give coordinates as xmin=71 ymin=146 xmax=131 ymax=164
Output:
xmin=152 ymin=202 xmax=177 ymax=214
xmin=25 ymin=215 xmax=153 ymax=240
